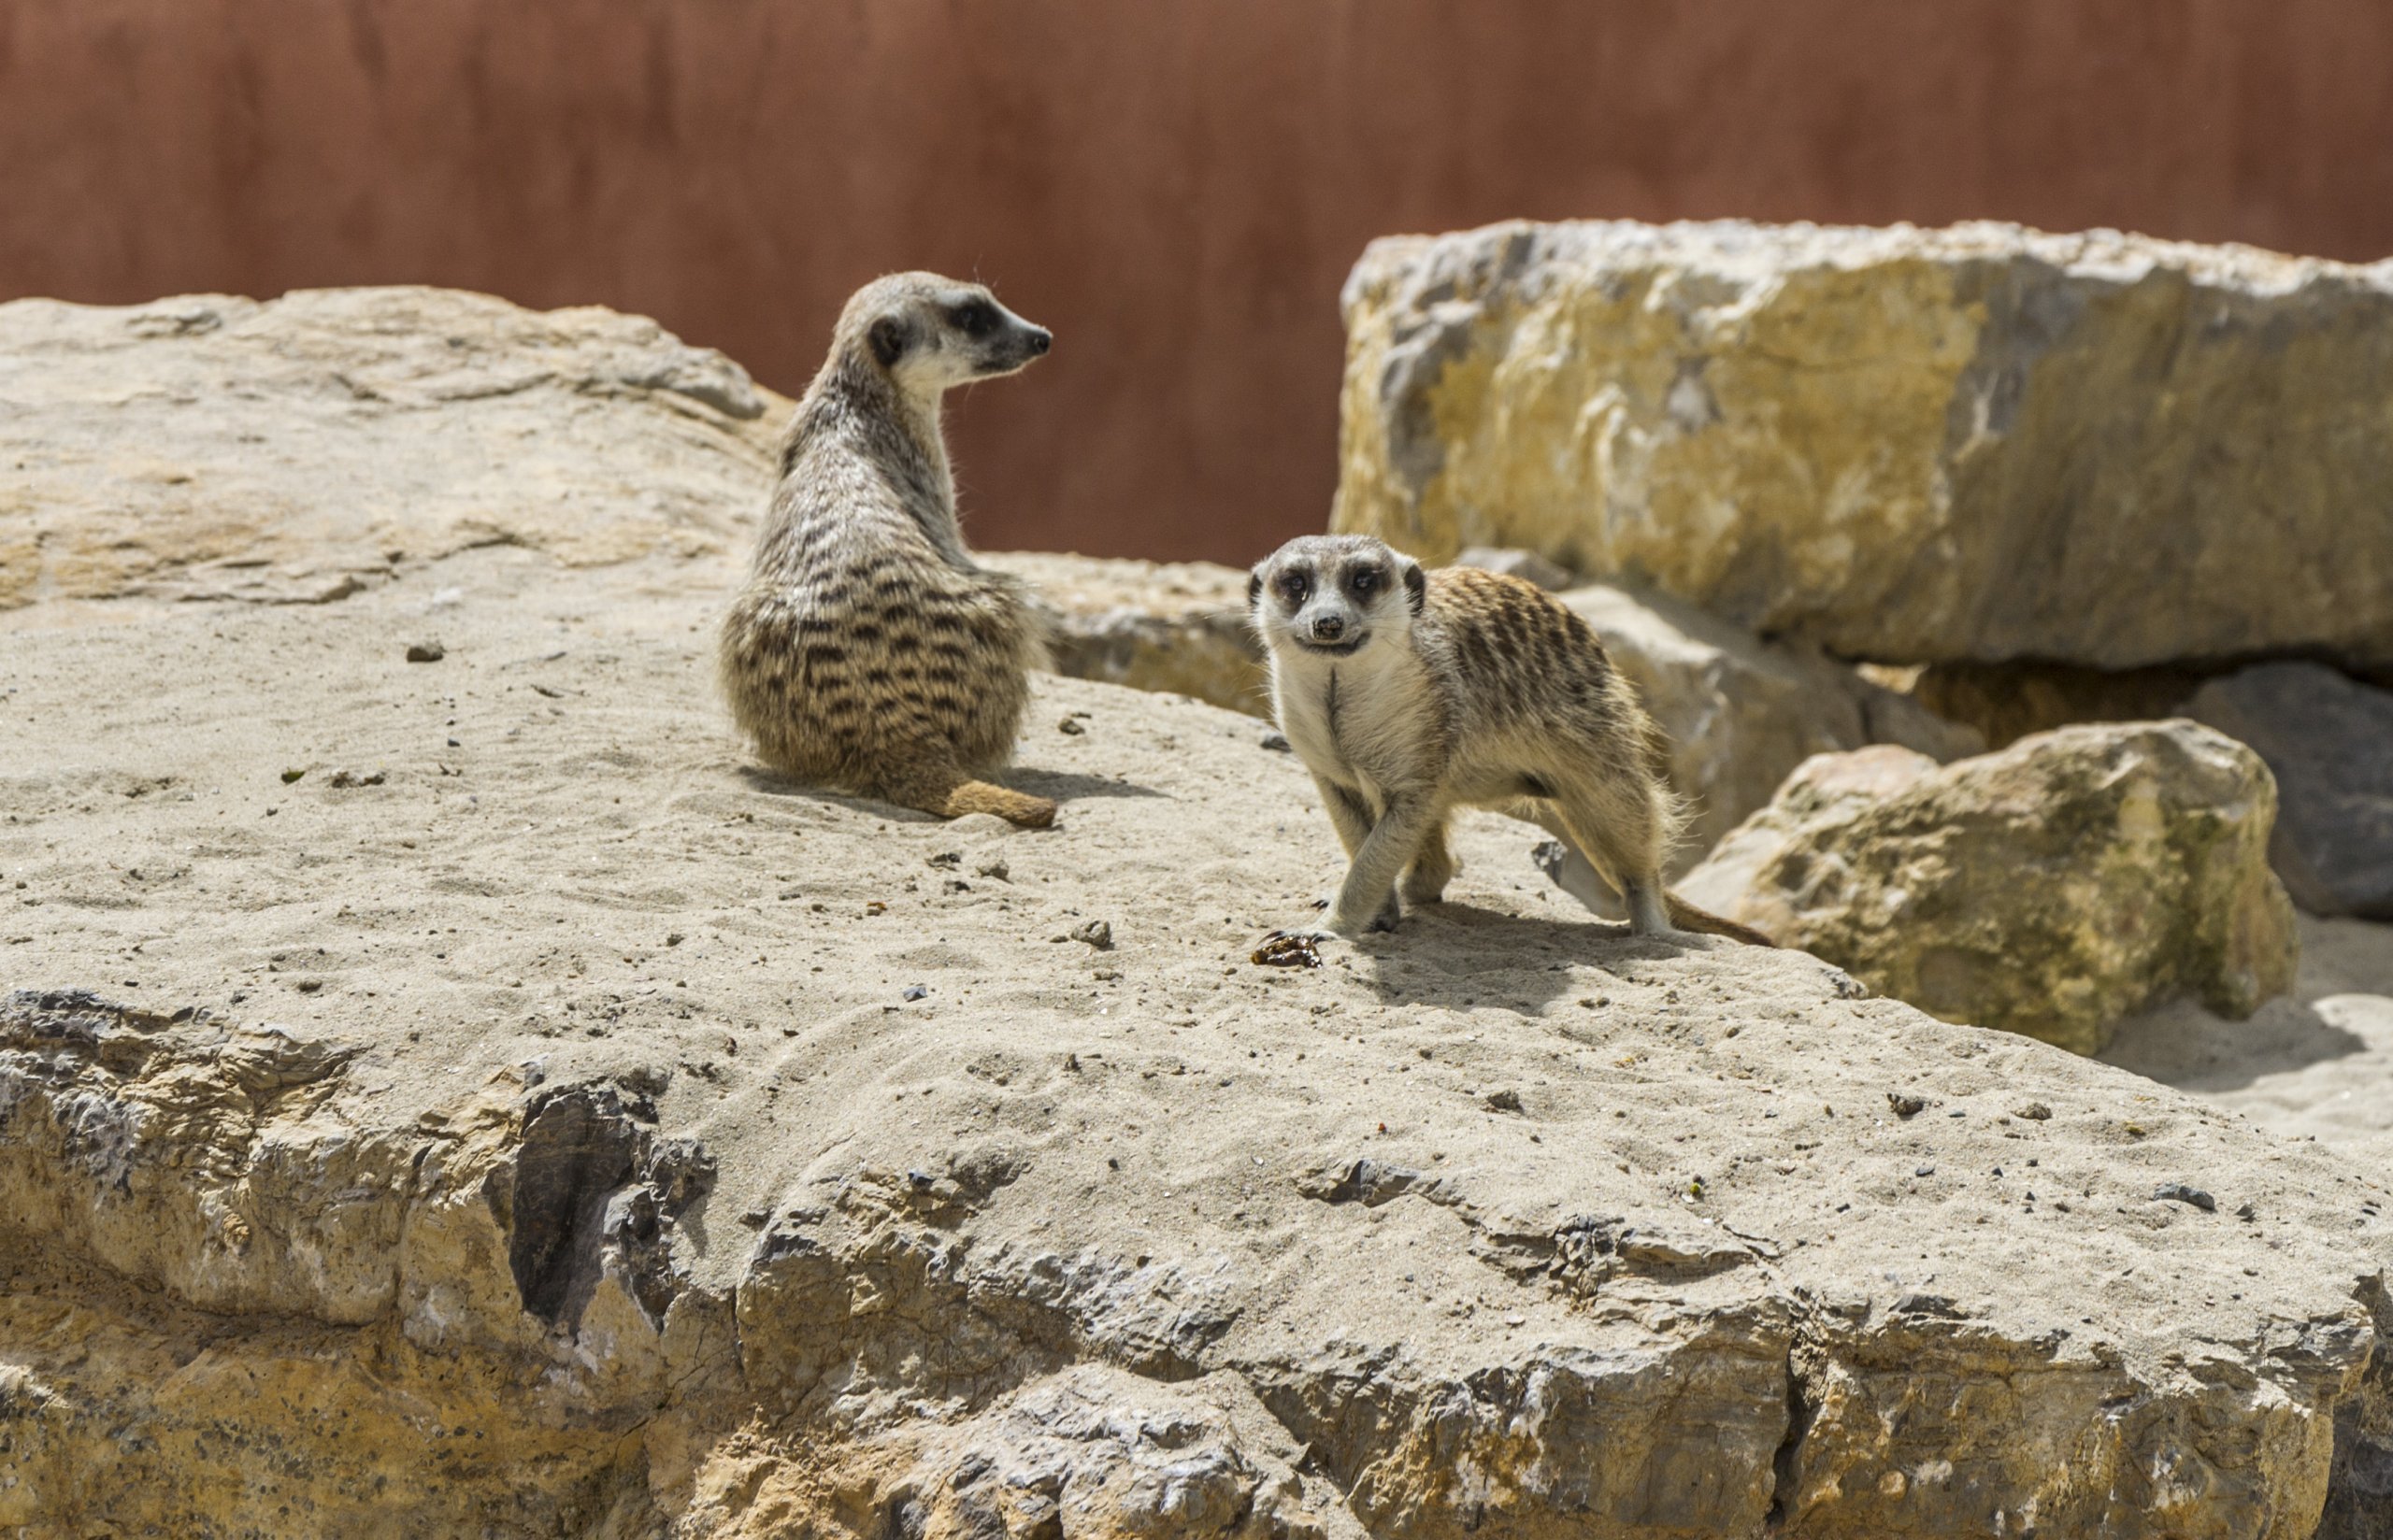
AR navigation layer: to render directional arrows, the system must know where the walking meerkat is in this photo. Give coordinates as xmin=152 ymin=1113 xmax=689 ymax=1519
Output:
xmin=721 ymin=272 xmax=1057 ymax=828
xmin=1249 ymin=534 xmax=1772 ymax=945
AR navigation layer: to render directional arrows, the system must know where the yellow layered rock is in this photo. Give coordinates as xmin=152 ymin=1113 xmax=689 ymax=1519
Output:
xmin=1335 ymin=221 xmax=2393 ymax=670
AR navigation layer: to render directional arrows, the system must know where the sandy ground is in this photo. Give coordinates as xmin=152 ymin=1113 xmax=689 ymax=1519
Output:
xmin=2103 ymin=916 xmax=2393 ymax=1169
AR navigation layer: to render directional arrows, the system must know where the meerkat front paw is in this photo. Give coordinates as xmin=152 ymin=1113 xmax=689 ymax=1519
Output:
xmin=1327 ymin=893 xmax=1402 ymax=936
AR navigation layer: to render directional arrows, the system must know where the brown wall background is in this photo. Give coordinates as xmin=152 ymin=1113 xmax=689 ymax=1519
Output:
xmin=5 ymin=1 xmax=2391 ymax=563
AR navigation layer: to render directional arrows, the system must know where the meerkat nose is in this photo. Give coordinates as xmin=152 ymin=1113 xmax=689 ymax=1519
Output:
xmin=1024 ymin=327 xmax=1053 ymax=355
xmin=1311 ymin=614 xmax=1345 ymax=641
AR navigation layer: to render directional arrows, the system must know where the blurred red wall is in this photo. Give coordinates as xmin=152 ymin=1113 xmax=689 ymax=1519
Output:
xmin=5 ymin=1 xmax=2390 ymax=563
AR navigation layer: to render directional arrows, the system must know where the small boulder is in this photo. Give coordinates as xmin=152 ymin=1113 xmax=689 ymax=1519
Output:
xmin=1679 ymin=722 xmax=2299 ymax=1054
xmin=2189 ymin=661 xmax=2393 ymax=920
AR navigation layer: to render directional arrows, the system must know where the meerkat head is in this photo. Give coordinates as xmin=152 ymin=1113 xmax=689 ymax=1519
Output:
xmin=837 ymin=272 xmax=1052 ymax=397
xmin=1248 ymin=535 xmax=1426 ymax=662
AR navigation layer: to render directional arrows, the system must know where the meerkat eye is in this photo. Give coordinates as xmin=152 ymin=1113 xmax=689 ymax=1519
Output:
xmin=1350 ymin=568 xmax=1379 ymax=597
xmin=953 ymin=300 xmax=998 ymax=338
xmin=1278 ymin=572 xmax=1311 ymax=606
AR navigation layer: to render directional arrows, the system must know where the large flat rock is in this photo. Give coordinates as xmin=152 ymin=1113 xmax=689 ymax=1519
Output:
xmin=1332 ymin=220 xmax=2393 ymax=671
xmin=5 ymin=283 xmax=2391 ymax=1537
xmin=0 ymin=287 xmax=781 ymax=608
xmin=3 ymin=550 xmax=2390 ymax=1538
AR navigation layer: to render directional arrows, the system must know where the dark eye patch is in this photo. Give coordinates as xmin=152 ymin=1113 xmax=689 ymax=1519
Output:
xmin=951 ymin=300 xmax=999 ymax=338
xmin=1277 ymin=569 xmax=1311 ymax=606
xmin=1346 ymin=565 xmax=1382 ymax=597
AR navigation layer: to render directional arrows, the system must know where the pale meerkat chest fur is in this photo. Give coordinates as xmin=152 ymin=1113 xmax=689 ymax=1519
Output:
xmin=719 ymin=272 xmax=1059 ymax=828
xmin=1270 ymin=641 xmax=1449 ymax=808
xmin=1250 ymin=535 xmax=1769 ymax=946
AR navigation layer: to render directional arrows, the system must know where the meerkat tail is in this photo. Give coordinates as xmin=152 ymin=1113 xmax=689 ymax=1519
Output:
xmin=1663 ymin=893 xmax=1776 ymax=947
xmin=880 ymin=760 xmax=1056 ymax=829
xmin=942 ymin=779 xmax=1056 ymax=829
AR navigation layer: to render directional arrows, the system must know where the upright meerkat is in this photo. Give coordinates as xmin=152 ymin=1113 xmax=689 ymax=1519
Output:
xmin=721 ymin=273 xmax=1056 ymax=827
xmin=1249 ymin=535 xmax=1771 ymax=945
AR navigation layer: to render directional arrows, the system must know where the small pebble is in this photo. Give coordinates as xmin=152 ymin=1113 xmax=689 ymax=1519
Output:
xmin=1068 ymin=919 xmax=1114 ymax=950
xmin=2013 ymin=1102 xmax=2054 ymax=1120
xmin=1058 ymin=715 xmax=1087 ymax=735
xmin=1887 ymin=1092 xmax=1926 ymax=1119
xmin=1483 ymin=1090 xmax=1524 ymax=1114
xmin=1914 ymin=1164 xmax=1936 ymax=1177
xmin=2154 ymin=1183 xmax=2216 ymax=1212
xmin=1259 ymin=731 xmax=1291 ymax=752
xmin=406 ymin=640 xmax=446 ymax=663
xmin=901 ymin=984 xmax=929 ymax=1002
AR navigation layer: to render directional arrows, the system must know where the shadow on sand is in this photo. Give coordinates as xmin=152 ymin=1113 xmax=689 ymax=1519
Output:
xmin=1314 ymin=899 xmax=1715 ymax=1017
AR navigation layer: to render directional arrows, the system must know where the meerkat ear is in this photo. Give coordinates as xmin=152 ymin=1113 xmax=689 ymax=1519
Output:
xmin=1403 ymin=561 xmax=1426 ymax=615
xmin=867 ymin=317 xmax=910 ymax=368
xmin=1247 ymin=569 xmax=1264 ymax=608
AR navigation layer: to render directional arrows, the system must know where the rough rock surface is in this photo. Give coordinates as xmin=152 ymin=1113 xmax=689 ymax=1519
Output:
xmin=1681 ymin=726 xmax=2301 ymax=1056
xmin=1453 ymin=545 xmax=1576 ymax=592
xmin=0 ymin=287 xmax=782 ymax=608
xmin=1899 ymin=659 xmax=2207 ymax=750
xmin=1558 ymin=582 xmax=1981 ymax=863
xmin=990 ymin=550 xmax=1270 ymax=717
xmin=5 ymin=285 xmax=2391 ymax=1538
xmin=6 ymin=554 xmax=2390 ymax=1538
xmin=1333 ymin=220 xmax=2393 ymax=670
xmin=2191 ymin=663 xmax=2393 ymax=920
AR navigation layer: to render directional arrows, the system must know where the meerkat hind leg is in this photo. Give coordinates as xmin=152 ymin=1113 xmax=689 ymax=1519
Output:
xmin=1543 ymin=782 xmax=1676 ymax=936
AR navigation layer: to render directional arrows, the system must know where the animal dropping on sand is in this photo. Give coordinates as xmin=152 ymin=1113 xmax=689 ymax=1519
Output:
xmin=720 ymin=272 xmax=1058 ymax=827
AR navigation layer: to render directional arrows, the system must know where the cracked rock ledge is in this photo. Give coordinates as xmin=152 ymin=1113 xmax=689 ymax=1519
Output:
xmin=2 ymin=285 xmax=2389 ymax=1537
